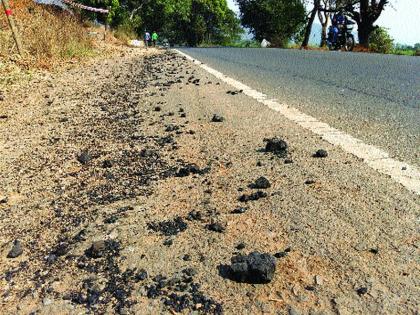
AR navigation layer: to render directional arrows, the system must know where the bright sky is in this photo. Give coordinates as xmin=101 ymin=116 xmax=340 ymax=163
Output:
xmin=227 ymin=0 xmax=420 ymax=45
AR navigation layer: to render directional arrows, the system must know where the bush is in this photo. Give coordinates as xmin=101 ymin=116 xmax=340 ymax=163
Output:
xmin=369 ymin=27 xmax=394 ymax=54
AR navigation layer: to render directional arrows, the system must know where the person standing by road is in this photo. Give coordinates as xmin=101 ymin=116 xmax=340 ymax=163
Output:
xmin=144 ymin=31 xmax=151 ymax=49
xmin=152 ymin=31 xmax=158 ymax=47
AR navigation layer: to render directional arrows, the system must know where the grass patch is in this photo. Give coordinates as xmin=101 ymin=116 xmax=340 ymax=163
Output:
xmin=63 ymin=40 xmax=97 ymax=59
xmin=392 ymin=49 xmax=416 ymax=56
xmin=114 ymin=24 xmax=138 ymax=43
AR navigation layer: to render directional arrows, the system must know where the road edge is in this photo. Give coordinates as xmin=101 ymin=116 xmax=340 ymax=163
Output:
xmin=173 ymin=49 xmax=420 ymax=195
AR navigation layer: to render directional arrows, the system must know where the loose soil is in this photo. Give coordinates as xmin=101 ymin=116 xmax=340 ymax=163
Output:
xmin=0 ymin=48 xmax=418 ymax=315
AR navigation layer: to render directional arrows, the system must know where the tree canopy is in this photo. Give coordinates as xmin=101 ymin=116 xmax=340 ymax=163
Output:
xmin=236 ymin=0 xmax=306 ymax=47
xmin=80 ymin=0 xmax=242 ymax=46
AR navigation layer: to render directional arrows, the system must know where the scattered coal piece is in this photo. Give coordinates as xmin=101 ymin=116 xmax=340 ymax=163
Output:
xmin=236 ymin=243 xmax=246 ymax=250
xmin=369 ymin=248 xmax=379 ymax=254
xmin=102 ymin=160 xmax=113 ymax=168
xmin=231 ymin=207 xmax=247 ymax=214
xmin=163 ymin=239 xmax=173 ymax=246
xmin=182 ymin=268 xmax=198 ymax=277
xmin=187 ymin=210 xmax=202 ymax=221
xmin=284 ymin=159 xmax=293 ymax=164
xmin=85 ymin=240 xmax=120 ymax=259
xmin=313 ymin=149 xmax=328 ymax=158
xmin=211 ymin=114 xmax=224 ymax=122
xmin=264 ymin=138 xmax=288 ymax=157
xmin=7 ymin=240 xmax=23 ymax=258
xmin=135 ymin=269 xmax=148 ymax=282
xmin=183 ymin=254 xmax=191 ymax=261
xmin=104 ymin=214 xmax=119 ymax=224
xmin=118 ymin=206 xmax=134 ymax=213
xmin=274 ymin=251 xmax=288 ymax=259
xmin=0 ymin=114 xmax=8 ymax=119
xmin=77 ymin=151 xmax=92 ymax=165
xmin=249 ymin=177 xmax=271 ymax=189
xmin=147 ymin=216 xmax=188 ymax=236
xmin=357 ymin=287 xmax=368 ymax=296
xmin=206 ymin=222 xmax=226 ymax=233
xmin=51 ymin=242 xmax=70 ymax=257
xmin=0 ymin=195 xmax=8 ymax=204
xmin=180 ymin=113 xmax=186 ymax=118
xmin=165 ymin=124 xmax=180 ymax=132
xmin=305 ymin=286 xmax=316 ymax=291
xmin=85 ymin=240 xmax=106 ymax=258
xmin=305 ymin=179 xmax=316 ymax=185
xmin=238 ymin=191 xmax=267 ymax=202
xmin=154 ymin=106 xmax=161 ymax=111
xmin=175 ymin=164 xmax=209 ymax=177
xmin=222 ymin=252 xmax=276 ymax=284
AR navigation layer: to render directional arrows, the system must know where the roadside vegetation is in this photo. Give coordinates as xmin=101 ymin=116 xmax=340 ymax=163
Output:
xmin=0 ymin=0 xmax=95 ymax=68
xmin=80 ymin=0 xmax=242 ymax=46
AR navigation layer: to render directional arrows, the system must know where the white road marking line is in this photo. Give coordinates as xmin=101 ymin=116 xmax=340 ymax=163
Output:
xmin=174 ymin=50 xmax=420 ymax=195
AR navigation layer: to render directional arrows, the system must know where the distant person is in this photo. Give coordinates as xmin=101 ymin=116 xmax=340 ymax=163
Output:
xmin=144 ymin=31 xmax=151 ymax=49
xmin=152 ymin=31 xmax=158 ymax=47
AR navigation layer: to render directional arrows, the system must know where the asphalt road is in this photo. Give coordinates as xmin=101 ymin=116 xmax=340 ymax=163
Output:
xmin=179 ymin=48 xmax=420 ymax=167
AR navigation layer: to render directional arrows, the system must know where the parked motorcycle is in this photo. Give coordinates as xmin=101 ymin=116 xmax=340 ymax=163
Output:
xmin=327 ymin=19 xmax=355 ymax=51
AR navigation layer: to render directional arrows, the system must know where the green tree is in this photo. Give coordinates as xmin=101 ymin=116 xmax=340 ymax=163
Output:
xmin=236 ymin=0 xmax=306 ymax=47
xmin=79 ymin=0 xmax=122 ymax=26
xmin=134 ymin=0 xmax=240 ymax=46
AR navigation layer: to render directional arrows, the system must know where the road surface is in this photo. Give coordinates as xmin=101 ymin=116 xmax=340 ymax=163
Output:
xmin=179 ymin=48 xmax=420 ymax=167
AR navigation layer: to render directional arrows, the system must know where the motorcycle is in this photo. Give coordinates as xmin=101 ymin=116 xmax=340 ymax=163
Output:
xmin=327 ymin=19 xmax=355 ymax=51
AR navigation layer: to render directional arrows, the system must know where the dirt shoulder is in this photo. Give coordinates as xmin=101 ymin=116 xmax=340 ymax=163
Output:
xmin=0 ymin=49 xmax=418 ymax=315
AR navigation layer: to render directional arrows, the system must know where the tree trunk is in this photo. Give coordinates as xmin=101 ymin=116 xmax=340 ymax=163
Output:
xmin=320 ymin=23 xmax=328 ymax=47
xmin=301 ymin=0 xmax=320 ymax=48
xmin=357 ymin=21 xmax=374 ymax=47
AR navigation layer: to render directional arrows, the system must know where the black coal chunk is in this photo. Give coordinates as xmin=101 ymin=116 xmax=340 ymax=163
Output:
xmin=135 ymin=269 xmax=148 ymax=282
xmin=264 ymin=138 xmax=288 ymax=157
xmin=211 ymin=114 xmax=224 ymax=122
xmin=165 ymin=124 xmax=180 ymax=132
xmin=147 ymin=216 xmax=188 ymax=236
xmin=226 ymin=252 xmax=276 ymax=284
xmin=7 ymin=240 xmax=23 ymax=258
xmin=236 ymin=243 xmax=246 ymax=250
xmin=206 ymin=222 xmax=225 ymax=233
xmin=51 ymin=242 xmax=70 ymax=257
xmin=85 ymin=240 xmax=120 ymax=259
xmin=249 ymin=177 xmax=271 ymax=189
xmin=175 ymin=164 xmax=209 ymax=177
xmin=187 ymin=210 xmax=202 ymax=221
xmin=231 ymin=207 xmax=247 ymax=214
xmin=102 ymin=160 xmax=113 ymax=168
xmin=238 ymin=191 xmax=267 ymax=202
xmin=77 ymin=151 xmax=92 ymax=165
xmin=357 ymin=287 xmax=368 ymax=296
xmin=313 ymin=149 xmax=328 ymax=158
